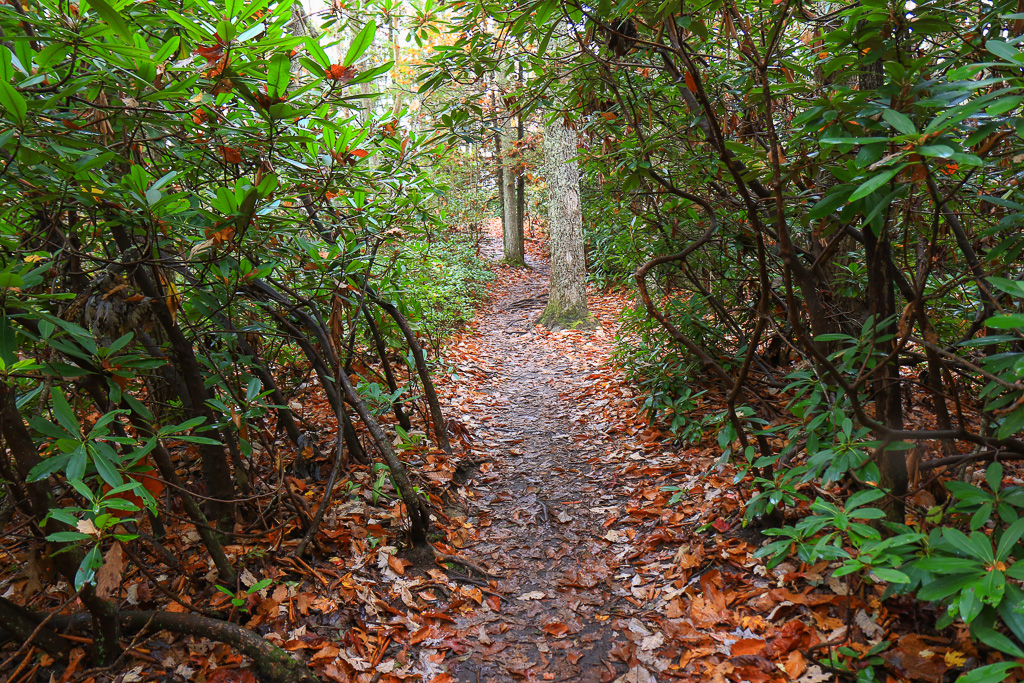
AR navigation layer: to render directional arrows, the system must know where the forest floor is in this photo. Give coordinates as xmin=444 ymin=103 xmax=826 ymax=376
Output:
xmin=413 ymin=221 xmax=973 ymax=683
xmin=416 ymin=222 xmax=830 ymax=683
xmin=7 ymin=224 xmax=982 ymax=683
xmin=430 ymin=225 xmax=670 ymax=682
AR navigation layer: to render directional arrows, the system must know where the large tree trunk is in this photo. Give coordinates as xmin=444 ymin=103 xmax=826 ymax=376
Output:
xmin=538 ymin=114 xmax=590 ymax=329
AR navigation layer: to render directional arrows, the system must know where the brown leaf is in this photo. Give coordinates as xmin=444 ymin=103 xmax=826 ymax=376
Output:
xmin=684 ymin=71 xmax=698 ymax=92
xmin=311 ymin=645 xmax=340 ymax=662
xmin=95 ymin=542 xmax=124 ymax=600
xmin=218 ymin=146 xmax=242 ymax=164
xmin=541 ymin=622 xmax=570 ymax=637
xmin=731 ymin=638 xmax=766 ymax=656
xmin=387 ymin=554 xmax=411 ymax=576
xmin=208 ymin=671 xmax=257 ymax=683
xmin=785 ymin=650 xmax=807 ymax=679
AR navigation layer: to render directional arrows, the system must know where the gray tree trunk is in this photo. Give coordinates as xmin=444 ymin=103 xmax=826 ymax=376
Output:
xmin=502 ymin=114 xmax=524 ymax=265
xmin=538 ymin=114 xmax=590 ymax=329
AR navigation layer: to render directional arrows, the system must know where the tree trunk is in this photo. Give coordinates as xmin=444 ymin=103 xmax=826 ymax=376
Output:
xmin=492 ymin=91 xmax=506 ymax=244
xmin=860 ymin=55 xmax=907 ymax=522
xmin=502 ymin=113 xmax=524 ymax=265
xmin=538 ymin=113 xmax=590 ymax=329
xmin=515 ymin=61 xmax=526 ymax=249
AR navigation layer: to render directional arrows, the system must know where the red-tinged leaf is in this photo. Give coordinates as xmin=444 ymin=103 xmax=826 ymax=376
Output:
xmin=387 ymin=554 xmax=411 ymax=575
xmin=322 ymin=664 xmax=348 ymax=683
xmin=712 ymin=517 xmax=731 ymax=532
xmin=218 ymin=146 xmax=242 ymax=164
xmin=685 ymin=71 xmax=698 ymax=92
xmin=208 ymin=670 xmax=257 ymax=683
xmin=421 ymin=609 xmax=456 ymax=622
xmin=349 ymin=148 xmax=368 ymax=158
xmin=731 ymin=638 xmax=766 ymax=656
xmin=324 ymin=64 xmax=357 ymax=82
xmin=195 ymin=44 xmax=224 ymax=64
xmin=785 ymin=650 xmax=807 ymax=678
xmin=410 ymin=625 xmax=435 ymax=645
xmin=310 ymin=645 xmax=340 ymax=662
xmin=541 ymin=622 xmax=570 ymax=637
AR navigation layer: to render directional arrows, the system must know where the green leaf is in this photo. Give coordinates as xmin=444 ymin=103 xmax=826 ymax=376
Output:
xmin=998 ymin=584 xmax=1024 ymax=645
xmin=971 ymin=623 xmax=1024 ymax=658
xmin=85 ymin=0 xmax=133 ymax=42
xmin=944 ymin=528 xmax=991 ymax=561
xmin=882 ymin=109 xmax=916 ymax=135
xmin=344 ymin=20 xmax=376 ymax=67
xmin=0 ymin=81 xmax=27 ymax=125
xmin=268 ymin=53 xmax=290 ymax=99
xmin=847 ymin=487 xmax=885 ymax=510
xmin=67 ymin=445 xmax=87 ymax=482
xmin=47 ymin=530 xmax=90 ymax=543
xmin=957 ymin=662 xmax=1021 ymax=683
xmin=917 ymin=145 xmax=956 ymax=158
xmin=809 ymin=187 xmax=853 ymax=219
xmin=986 ymin=97 xmax=1022 ymax=116
xmin=997 ymin=518 xmax=1024 ymax=561
xmin=92 ymin=451 xmax=119 ymax=488
xmin=304 ymin=37 xmax=331 ymax=68
xmin=987 ymin=40 xmax=1024 ymax=63
xmin=849 ymin=165 xmax=905 ymax=202
xmin=987 ymin=314 xmax=1024 ymax=329
xmin=51 ymin=388 xmax=80 ymax=437
xmin=246 ymin=377 xmax=262 ymax=402
xmin=871 ymin=567 xmax=910 ymax=583
xmin=988 ymin=276 xmax=1024 ymax=298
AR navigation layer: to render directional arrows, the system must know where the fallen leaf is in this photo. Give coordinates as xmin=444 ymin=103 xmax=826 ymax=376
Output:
xmin=517 ymin=591 xmax=546 ymax=600
xmin=94 ymin=542 xmax=124 ymax=600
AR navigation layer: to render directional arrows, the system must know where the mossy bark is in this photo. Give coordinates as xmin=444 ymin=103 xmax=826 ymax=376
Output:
xmin=539 ymin=111 xmax=590 ymax=329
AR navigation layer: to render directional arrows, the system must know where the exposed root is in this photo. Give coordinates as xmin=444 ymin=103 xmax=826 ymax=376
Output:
xmin=430 ymin=545 xmax=501 ymax=579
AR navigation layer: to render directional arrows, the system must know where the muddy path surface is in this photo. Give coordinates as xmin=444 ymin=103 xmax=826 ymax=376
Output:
xmin=432 ymin=230 xmax=670 ymax=682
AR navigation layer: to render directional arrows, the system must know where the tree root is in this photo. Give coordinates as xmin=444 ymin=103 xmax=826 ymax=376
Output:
xmin=54 ymin=610 xmax=318 ymax=683
xmin=430 ymin=545 xmax=500 ymax=579
xmin=447 ymin=575 xmax=513 ymax=605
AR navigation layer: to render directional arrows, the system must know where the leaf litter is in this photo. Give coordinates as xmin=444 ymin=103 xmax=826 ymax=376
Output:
xmin=3 ymin=220 xmax=979 ymax=683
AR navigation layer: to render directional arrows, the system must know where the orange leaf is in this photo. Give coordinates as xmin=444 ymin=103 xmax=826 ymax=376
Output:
xmin=349 ymin=148 xmax=368 ymax=158
xmin=684 ymin=71 xmax=698 ymax=92
xmin=541 ymin=622 xmax=570 ymax=637
xmin=387 ymin=554 xmax=411 ymax=576
xmin=731 ymin=638 xmax=766 ymax=656
xmin=206 ymin=225 xmax=235 ymax=245
xmin=784 ymin=650 xmax=807 ymax=678
xmin=218 ymin=146 xmax=242 ymax=163
xmin=324 ymin=64 xmax=357 ymax=82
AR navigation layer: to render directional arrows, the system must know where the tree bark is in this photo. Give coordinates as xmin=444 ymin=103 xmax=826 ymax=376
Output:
xmin=502 ymin=111 xmax=525 ymax=265
xmin=56 ymin=610 xmax=318 ymax=683
xmin=538 ymin=113 xmax=590 ymax=329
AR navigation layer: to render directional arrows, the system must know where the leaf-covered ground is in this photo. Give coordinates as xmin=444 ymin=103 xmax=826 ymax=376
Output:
xmin=6 ymin=223 xmax=984 ymax=683
xmin=411 ymin=222 xmax=979 ymax=683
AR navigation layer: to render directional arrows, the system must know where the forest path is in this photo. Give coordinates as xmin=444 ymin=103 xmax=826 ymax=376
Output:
xmin=432 ymin=222 xmax=671 ymax=682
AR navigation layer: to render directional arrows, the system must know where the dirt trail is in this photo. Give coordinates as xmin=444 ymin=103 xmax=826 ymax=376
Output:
xmin=434 ymin=228 xmax=666 ymax=682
